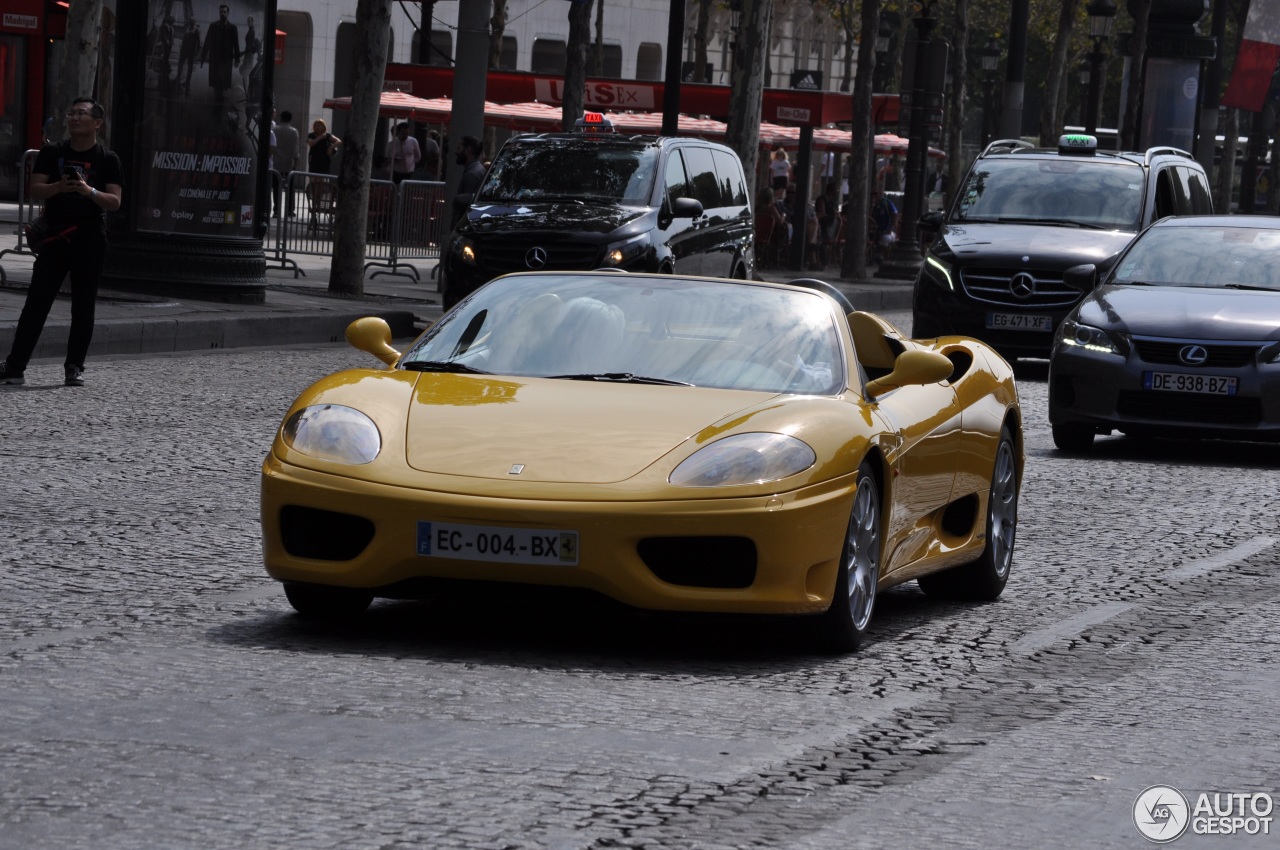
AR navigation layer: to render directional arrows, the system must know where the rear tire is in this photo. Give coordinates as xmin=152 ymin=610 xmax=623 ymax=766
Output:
xmin=813 ymin=461 xmax=881 ymax=653
xmin=1052 ymin=422 xmax=1095 ymax=453
xmin=283 ymin=582 xmax=373 ymax=621
xmin=918 ymin=426 xmax=1018 ymax=601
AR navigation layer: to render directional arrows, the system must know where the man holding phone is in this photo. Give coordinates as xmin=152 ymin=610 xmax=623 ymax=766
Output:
xmin=1 ymin=97 xmax=123 ymax=387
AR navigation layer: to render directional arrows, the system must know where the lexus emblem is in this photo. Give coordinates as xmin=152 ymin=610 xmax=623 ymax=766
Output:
xmin=525 ymin=247 xmax=548 ymax=269
xmin=1010 ymin=273 xmax=1037 ymax=299
xmin=1178 ymin=344 xmax=1209 ymax=366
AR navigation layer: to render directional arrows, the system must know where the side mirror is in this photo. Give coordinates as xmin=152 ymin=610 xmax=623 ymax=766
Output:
xmin=919 ymin=211 xmax=943 ymax=228
xmin=672 ymin=196 xmax=704 ymax=218
xmin=864 ymin=349 xmax=955 ymax=400
xmin=1062 ymin=263 xmax=1098 ymax=291
xmin=454 ymin=192 xmax=475 ymax=209
xmin=345 ymin=317 xmax=402 ymax=367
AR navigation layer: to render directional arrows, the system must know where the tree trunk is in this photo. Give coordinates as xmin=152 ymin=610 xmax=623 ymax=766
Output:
xmin=1119 ymin=0 xmax=1150 ymax=151
xmin=329 ymin=0 xmax=393 ymax=298
xmin=1216 ymin=108 xmax=1239 ymax=213
xmin=725 ymin=0 xmax=773 ymax=200
xmin=562 ymin=0 xmax=593 ymax=130
xmin=55 ymin=0 xmax=104 ymax=127
xmin=1038 ymin=0 xmax=1078 ymax=144
xmin=593 ymin=0 xmax=605 ymax=76
xmin=945 ymin=0 xmax=968 ymax=210
xmin=694 ymin=0 xmax=712 ymax=83
xmin=840 ymin=0 xmax=880 ymax=281
xmin=485 ymin=0 xmax=508 ymax=160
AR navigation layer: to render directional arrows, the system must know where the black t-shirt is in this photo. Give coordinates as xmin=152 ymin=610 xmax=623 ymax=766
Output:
xmin=36 ymin=141 xmax=124 ymax=234
xmin=308 ymin=132 xmax=334 ymax=174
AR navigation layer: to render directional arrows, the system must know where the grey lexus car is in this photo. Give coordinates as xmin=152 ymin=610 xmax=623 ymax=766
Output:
xmin=1048 ymin=216 xmax=1280 ymax=452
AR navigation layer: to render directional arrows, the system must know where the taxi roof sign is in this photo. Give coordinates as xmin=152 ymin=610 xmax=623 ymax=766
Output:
xmin=575 ymin=111 xmax=614 ymax=133
xmin=1058 ymin=133 xmax=1098 ymax=155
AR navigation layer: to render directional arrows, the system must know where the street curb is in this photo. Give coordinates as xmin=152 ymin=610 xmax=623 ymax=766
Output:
xmin=0 ymin=309 xmax=420 ymax=361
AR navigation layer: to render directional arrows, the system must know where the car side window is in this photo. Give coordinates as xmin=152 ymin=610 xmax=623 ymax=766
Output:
xmin=682 ymin=146 xmax=722 ymax=211
xmin=1153 ymin=168 xmax=1180 ymax=221
xmin=664 ymin=150 xmax=692 ymax=209
xmin=1179 ymin=166 xmax=1214 ymax=214
xmin=712 ymin=149 xmax=748 ymax=208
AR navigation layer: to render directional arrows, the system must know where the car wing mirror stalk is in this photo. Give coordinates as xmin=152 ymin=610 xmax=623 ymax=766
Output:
xmin=864 ymin=349 xmax=955 ymax=400
xmin=1062 ymin=263 xmax=1098 ymax=291
xmin=346 ymin=317 xmax=402 ymax=367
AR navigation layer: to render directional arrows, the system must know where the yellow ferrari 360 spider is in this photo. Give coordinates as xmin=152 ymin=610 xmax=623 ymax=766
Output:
xmin=261 ymin=271 xmax=1023 ymax=652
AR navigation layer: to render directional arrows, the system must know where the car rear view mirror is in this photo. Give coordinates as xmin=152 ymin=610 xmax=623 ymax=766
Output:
xmin=1062 ymin=263 xmax=1098 ymax=291
xmin=345 ymin=317 xmax=402 ymax=367
xmin=864 ymin=349 xmax=955 ymax=399
xmin=672 ymin=196 xmax=703 ymax=218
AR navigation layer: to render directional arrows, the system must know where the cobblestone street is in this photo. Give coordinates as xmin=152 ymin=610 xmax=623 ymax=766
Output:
xmin=2 ymin=321 xmax=1278 ymax=849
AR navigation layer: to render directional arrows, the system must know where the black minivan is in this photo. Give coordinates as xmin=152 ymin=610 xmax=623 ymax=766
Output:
xmin=440 ymin=117 xmax=755 ymax=308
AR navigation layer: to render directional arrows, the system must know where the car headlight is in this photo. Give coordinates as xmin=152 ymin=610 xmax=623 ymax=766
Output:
xmin=920 ymin=254 xmax=955 ymax=291
xmin=281 ymin=404 xmax=381 ymax=465
xmin=602 ymin=233 xmax=649 ymax=267
xmin=453 ymin=236 xmax=477 ymax=266
xmin=1055 ymin=318 xmax=1120 ymax=355
xmin=669 ymin=433 xmax=816 ymax=488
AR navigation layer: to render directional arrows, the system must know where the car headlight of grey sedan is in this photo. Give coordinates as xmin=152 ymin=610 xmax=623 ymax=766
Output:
xmin=282 ymin=404 xmax=381 ymax=465
xmin=1055 ymin=318 xmax=1120 ymax=355
xmin=669 ymin=433 xmax=816 ymax=487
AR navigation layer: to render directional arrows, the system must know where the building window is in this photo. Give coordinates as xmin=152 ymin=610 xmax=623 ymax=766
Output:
xmin=499 ymin=36 xmax=517 ymax=71
xmin=636 ymin=42 xmax=662 ymax=81
xmin=532 ymin=38 xmax=565 ymax=74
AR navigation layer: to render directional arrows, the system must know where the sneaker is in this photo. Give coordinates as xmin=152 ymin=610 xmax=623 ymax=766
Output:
xmin=64 ymin=365 xmax=84 ymax=387
xmin=0 ymin=360 xmax=24 ymax=386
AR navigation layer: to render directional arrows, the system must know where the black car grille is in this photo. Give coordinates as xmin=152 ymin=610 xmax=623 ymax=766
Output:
xmin=1115 ymin=391 xmax=1262 ymax=425
xmin=476 ymin=236 xmax=601 ymax=275
xmin=1132 ymin=338 xmax=1261 ymax=368
xmin=960 ymin=267 xmax=1081 ymax=308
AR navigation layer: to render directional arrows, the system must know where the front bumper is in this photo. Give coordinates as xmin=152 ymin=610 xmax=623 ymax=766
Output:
xmin=261 ymin=454 xmax=856 ymax=615
xmin=1049 ymin=342 xmax=1280 ymax=441
xmin=912 ymin=280 xmax=1072 ymax=358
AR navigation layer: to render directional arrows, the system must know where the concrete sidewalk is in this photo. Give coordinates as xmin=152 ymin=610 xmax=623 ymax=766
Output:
xmin=0 ymin=202 xmax=914 ymax=363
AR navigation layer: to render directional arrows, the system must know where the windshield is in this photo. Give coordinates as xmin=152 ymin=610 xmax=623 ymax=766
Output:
xmin=952 ymin=158 xmax=1144 ymax=230
xmin=400 ymin=274 xmax=846 ymax=394
xmin=476 ymin=141 xmax=660 ymax=205
xmin=1113 ymin=225 xmax=1280 ymax=290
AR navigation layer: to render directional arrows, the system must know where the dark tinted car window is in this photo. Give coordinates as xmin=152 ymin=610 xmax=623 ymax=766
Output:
xmin=665 ymin=149 xmax=692 ymax=207
xmin=954 ymin=158 xmax=1145 ymax=230
xmin=712 ymin=149 xmax=748 ymax=207
xmin=477 ymin=141 xmax=659 ymax=204
xmin=681 ymin=146 xmax=722 ymax=210
xmin=1178 ymin=165 xmax=1214 ymax=213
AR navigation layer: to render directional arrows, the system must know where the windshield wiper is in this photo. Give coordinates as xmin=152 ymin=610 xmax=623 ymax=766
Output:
xmin=548 ymin=372 xmax=692 ymax=386
xmin=995 ymin=216 xmax=1104 ymax=229
xmin=1222 ymin=283 xmax=1278 ymax=292
xmin=401 ymin=360 xmax=491 ymax=374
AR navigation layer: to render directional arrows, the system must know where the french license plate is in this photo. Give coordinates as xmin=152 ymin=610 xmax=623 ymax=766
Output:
xmin=417 ymin=521 xmax=579 ymax=566
xmin=986 ymin=312 xmax=1054 ymax=331
xmin=1143 ymin=371 xmax=1238 ymax=395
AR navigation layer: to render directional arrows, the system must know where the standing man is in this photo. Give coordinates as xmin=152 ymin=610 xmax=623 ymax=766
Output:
xmin=388 ymin=122 xmax=421 ymax=184
xmin=1 ymin=99 xmax=123 ymax=387
xmin=176 ymin=20 xmax=201 ymax=96
xmin=200 ymin=4 xmax=239 ymax=116
xmin=273 ymin=109 xmax=301 ymax=218
xmin=422 ymin=130 xmax=441 ymax=180
xmin=443 ymin=136 xmax=488 ymax=309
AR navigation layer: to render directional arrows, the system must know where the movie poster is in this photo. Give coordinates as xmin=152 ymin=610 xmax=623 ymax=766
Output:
xmin=133 ymin=0 xmax=269 ymax=236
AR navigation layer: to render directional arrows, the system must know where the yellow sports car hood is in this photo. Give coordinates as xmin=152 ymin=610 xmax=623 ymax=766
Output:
xmin=405 ymin=374 xmax=771 ymax=483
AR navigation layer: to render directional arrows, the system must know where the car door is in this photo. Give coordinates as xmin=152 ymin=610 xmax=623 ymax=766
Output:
xmin=660 ymin=149 xmax=706 ymax=276
xmin=679 ymin=145 xmax=724 ymax=275
xmin=712 ymin=147 xmax=753 ymax=277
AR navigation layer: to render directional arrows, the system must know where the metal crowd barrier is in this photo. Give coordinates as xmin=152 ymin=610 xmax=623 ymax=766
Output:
xmin=267 ymin=171 xmax=446 ymax=283
xmin=0 ymin=149 xmax=41 ymax=284
xmin=4 ymin=153 xmax=444 ymax=287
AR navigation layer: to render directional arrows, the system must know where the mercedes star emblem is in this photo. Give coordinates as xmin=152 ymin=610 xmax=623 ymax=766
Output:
xmin=1010 ymin=272 xmax=1037 ymax=299
xmin=525 ymin=247 xmax=548 ymax=269
xmin=1178 ymin=344 xmax=1209 ymax=366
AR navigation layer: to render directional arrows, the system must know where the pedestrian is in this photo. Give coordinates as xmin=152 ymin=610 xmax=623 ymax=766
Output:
xmin=450 ymin=134 xmax=485 ymax=228
xmin=199 ymin=4 xmax=240 ymax=115
xmin=769 ymin=148 xmax=791 ymax=192
xmin=421 ymin=129 xmax=441 ymax=180
xmin=176 ymin=20 xmax=200 ymax=96
xmin=1 ymin=99 xmax=123 ymax=388
xmin=273 ymin=109 xmax=300 ymax=218
xmin=388 ymin=121 xmax=421 ymax=184
xmin=869 ymin=189 xmax=899 ymax=263
xmin=306 ymin=118 xmax=340 ymax=175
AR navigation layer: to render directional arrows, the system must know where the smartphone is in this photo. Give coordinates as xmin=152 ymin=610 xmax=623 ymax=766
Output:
xmin=64 ymin=165 xmax=84 ymax=180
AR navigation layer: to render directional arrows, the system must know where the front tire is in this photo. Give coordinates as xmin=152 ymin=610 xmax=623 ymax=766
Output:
xmin=813 ymin=461 xmax=881 ymax=653
xmin=918 ymin=427 xmax=1018 ymax=601
xmin=283 ymin=582 xmax=373 ymax=621
xmin=1052 ymin=422 xmax=1094 ymax=453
